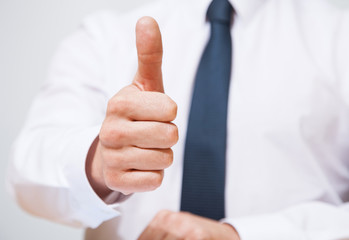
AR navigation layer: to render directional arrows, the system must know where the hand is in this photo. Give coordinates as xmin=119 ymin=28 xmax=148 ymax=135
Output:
xmin=138 ymin=210 xmax=241 ymax=240
xmin=86 ymin=17 xmax=178 ymax=199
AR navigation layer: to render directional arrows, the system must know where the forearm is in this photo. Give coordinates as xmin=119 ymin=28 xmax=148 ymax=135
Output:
xmin=7 ymin=124 xmax=121 ymax=228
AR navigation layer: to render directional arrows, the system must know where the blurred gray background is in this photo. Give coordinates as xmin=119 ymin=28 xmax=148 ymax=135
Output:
xmin=0 ymin=0 xmax=153 ymax=239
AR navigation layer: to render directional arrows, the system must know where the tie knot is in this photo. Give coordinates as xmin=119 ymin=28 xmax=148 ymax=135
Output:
xmin=207 ymin=0 xmax=233 ymax=25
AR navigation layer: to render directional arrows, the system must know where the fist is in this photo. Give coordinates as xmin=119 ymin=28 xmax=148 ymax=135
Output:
xmin=86 ymin=17 xmax=178 ymax=198
xmin=138 ymin=210 xmax=240 ymax=240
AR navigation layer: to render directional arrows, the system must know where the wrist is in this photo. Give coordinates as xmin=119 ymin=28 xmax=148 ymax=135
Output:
xmin=86 ymin=136 xmax=113 ymax=201
xmin=221 ymin=223 xmax=241 ymax=240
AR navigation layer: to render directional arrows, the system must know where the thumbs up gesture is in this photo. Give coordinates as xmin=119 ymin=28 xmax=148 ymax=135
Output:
xmin=86 ymin=17 xmax=178 ymax=198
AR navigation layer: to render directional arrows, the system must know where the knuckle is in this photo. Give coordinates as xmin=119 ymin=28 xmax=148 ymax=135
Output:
xmin=188 ymin=229 xmax=207 ymax=240
xmin=149 ymin=170 xmax=164 ymax=190
xmin=168 ymin=211 xmax=181 ymax=223
xmin=104 ymin=170 xmax=120 ymax=189
xmin=166 ymin=124 xmax=179 ymax=146
xmin=103 ymin=149 xmax=125 ymax=168
xmin=105 ymin=171 xmax=131 ymax=194
xmin=107 ymin=98 xmax=117 ymax=113
xmin=99 ymin=127 xmax=108 ymax=144
xmin=100 ymin=148 xmax=113 ymax=165
xmin=162 ymin=149 xmax=174 ymax=168
xmin=110 ymin=127 xmax=127 ymax=143
xmin=99 ymin=125 xmax=113 ymax=145
xmin=164 ymin=97 xmax=178 ymax=121
xmin=107 ymin=95 xmax=129 ymax=115
xmin=148 ymin=219 xmax=158 ymax=230
xmin=138 ymin=51 xmax=163 ymax=65
xmin=155 ymin=209 xmax=172 ymax=221
xmin=100 ymin=125 xmax=126 ymax=147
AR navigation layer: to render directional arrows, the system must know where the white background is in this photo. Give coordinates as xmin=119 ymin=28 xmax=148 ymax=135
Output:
xmin=2 ymin=0 xmax=349 ymax=240
xmin=0 ymin=1 xmax=153 ymax=239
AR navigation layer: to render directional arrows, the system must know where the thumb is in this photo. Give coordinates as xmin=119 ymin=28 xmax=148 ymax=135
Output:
xmin=134 ymin=16 xmax=164 ymax=93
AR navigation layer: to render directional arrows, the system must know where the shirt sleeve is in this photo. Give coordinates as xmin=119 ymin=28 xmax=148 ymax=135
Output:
xmin=223 ymin=201 xmax=349 ymax=240
xmin=6 ymin=12 xmax=122 ymax=228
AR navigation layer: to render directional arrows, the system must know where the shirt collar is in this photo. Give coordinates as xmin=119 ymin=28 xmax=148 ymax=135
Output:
xmin=198 ymin=0 xmax=267 ymax=20
xmin=229 ymin=0 xmax=267 ymax=18
xmin=172 ymin=0 xmax=266 ymax=26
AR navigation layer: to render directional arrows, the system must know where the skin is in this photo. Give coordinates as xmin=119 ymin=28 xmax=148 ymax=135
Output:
xmin=86 ymin=16 xmax=240 ymax=240
xmin=139 ymin=210 xmax=240 ymax=240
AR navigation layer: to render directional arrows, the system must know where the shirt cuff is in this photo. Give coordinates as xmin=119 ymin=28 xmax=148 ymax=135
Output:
xmin=104 ymin=191 xmax=132 ymax=205
xmin=62 ymin=125 xmax=121 ymax=228
xmin=222 ymin=213 xmax=305 ymax=240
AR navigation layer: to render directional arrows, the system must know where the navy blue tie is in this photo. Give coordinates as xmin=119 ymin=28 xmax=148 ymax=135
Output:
xmin=180 ymin=0 xmax=233 ymax=220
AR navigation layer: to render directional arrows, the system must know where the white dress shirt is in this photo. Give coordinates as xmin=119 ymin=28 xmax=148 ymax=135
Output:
xmin=7 ymin=0 xmax=349 ymax=239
